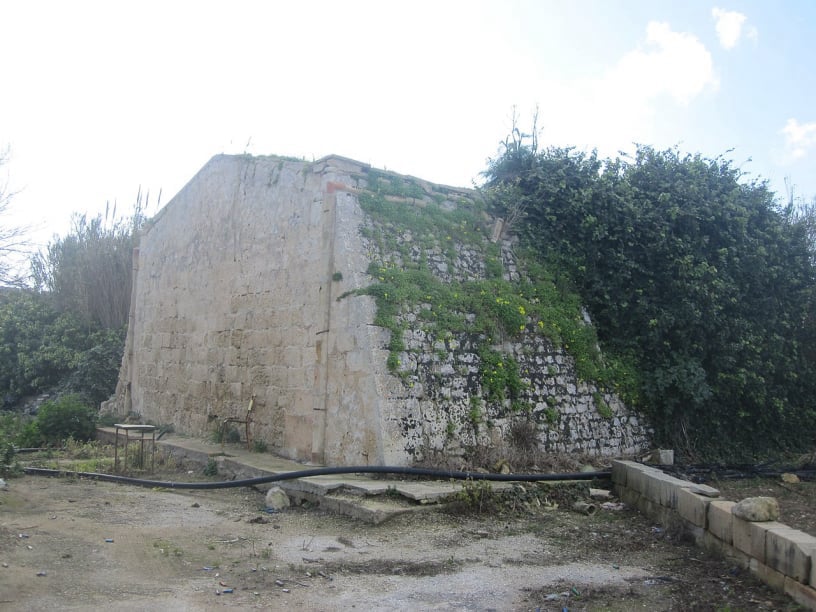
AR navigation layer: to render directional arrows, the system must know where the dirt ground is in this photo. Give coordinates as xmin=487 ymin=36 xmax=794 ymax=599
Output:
xmin=0 ymin=470 xmax=808 ymax=611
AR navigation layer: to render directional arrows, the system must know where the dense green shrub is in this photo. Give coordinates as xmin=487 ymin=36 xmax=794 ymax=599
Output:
xmin=69 ymin=327 xmax=125 ymax=405
xmin=0 ymin=291 xmax=88 ymax=406
xmin=485 ymin=136 xmax=816 ymax=460
xmin=0 ymin=290 xmax=125 ymax=409
xmin=31 ymin=395 xmax=97 ymax=446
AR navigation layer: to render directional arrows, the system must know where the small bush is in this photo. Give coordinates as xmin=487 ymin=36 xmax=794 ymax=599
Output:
xmin=0 ymin=439 xmax=20 ymax=477
xmin=33 ymin=395 xmax=97 ymax=445
xmin=508 ymin=419 xmax=538 ymax=451
xmin=453 ymin=479 xmax=497 ymax=514
xmin=252 ymin=439 xmax=268 ymax=453
xmin=203 ymin=458 xmax=218 ymax=476
xmin=593 ymin=392 xmax=613 ymax=419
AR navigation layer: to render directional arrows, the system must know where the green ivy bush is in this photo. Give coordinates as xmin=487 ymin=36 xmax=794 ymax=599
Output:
xmin=27 ymin=395 xmax=97 ymax=446
xmin=485 ymin=136 xmax=816 ymax=460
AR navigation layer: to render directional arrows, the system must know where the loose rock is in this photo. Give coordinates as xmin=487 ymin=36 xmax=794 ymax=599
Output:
xmin=265 ymin=486 xmax=290 ymax=511
xmin=732 ymin=496 xmax=779 ymax=522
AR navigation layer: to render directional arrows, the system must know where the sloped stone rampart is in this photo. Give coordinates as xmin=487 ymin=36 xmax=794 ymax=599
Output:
xmin=360 ymin=207 xmax=649 ymax=460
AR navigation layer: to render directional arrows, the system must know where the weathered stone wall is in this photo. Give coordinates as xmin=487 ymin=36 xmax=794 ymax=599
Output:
xmin=111 ymin=154 xmax=389 ymax=464
xmin=360 ymin=214 xmax=649 ymax=461
xmin=107 ymin=153 xmax=651 ymax=466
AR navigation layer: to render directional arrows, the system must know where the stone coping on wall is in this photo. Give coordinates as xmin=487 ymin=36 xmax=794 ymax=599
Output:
xmin=612 ymin=460 xmax=816 ymax=610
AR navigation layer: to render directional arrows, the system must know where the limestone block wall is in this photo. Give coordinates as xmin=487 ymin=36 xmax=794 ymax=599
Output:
xmin=111 ymin=154 xmax=388 ymax=465
xmin=612 ymin=460 xmax=816 ymax=610
xmin=107 ymin=153 xmax=652 ymax=467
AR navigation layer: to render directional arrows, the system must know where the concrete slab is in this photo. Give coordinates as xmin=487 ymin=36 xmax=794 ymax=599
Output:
xmin=95 ymin=430 xmax=571 ymax=523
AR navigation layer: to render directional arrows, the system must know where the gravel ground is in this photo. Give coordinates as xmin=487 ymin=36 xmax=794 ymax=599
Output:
xmin=0 ymin=472 xmax=806 ymax=611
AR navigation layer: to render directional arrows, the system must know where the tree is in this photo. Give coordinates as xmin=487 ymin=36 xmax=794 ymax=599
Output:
xmin=0 ymin=290 xmax=88 ymax=406
xmin=31 ymin=192 xmax=148 ymax=329
xmin=785 ymin=182 xmax=816 ymax=265
xmin=0 ymin=147 xmax=29 ymax=286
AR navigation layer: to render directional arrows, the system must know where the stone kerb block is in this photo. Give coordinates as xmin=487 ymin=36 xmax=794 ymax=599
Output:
xmin=617 ymin=486 xmax=641 ymax=509
xmin=677 ymin=487 xmax=711 ymax=528
xmin=732 ymin=519 xmax=787 ymax=564
xmin=625 ymin=463 xmax=662 ymax=496
xmin=750 ymin=558 xmax=787 ymax=592
xmin=707 ymin=500 xmax=736 ymax=545
xmin=644 ymin=472 xmax=688 ymax=508
xmin=658 ymin=474 xmax=703 ymax=509
xmin=765 ymin=527 xmax=816 ymax=585
xmin=610 ymin=460 xmax=631 ymax=486
xmin=812 ymin=546 xmax=816 ymax=588
xmin=621 ymin=462 xmax=647 ymax=494
xmin=687 ymin=483 xmax=720 ymax=498
xmin=784 ymin=577 xmax=816 ymax=610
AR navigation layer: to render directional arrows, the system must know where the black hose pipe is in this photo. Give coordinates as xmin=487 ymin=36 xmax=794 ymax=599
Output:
xmin=24 ymin=465 xmax=611 ymax=490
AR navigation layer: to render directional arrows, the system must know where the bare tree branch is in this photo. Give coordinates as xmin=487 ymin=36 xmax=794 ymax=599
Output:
xmin=0 ymin=147 xmax=31 ymax=286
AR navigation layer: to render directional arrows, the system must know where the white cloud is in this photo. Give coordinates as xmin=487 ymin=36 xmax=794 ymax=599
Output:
xmin=612 ymin=22 xmax=718 ymax=105
xmin=780 ymin=118 xmax=816 ymax=162
xmin=534 ymin=21 xmax=717 ymax=158
xmin=712 ymin=7 xmax=753 ymax=50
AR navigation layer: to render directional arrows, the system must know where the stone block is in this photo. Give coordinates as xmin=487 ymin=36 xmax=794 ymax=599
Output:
xmin=784 ymin=577 xmax=816 ymax=610
xmin=702 ymin=530 xmax=725 ymax=554
xmin=707 ymin=500 xmax=736 ymax=545
xmin=635 ymin=493 xmax=658 ymax=517
xmin=732 ymin=519 xmax=786 ymax=563
xmin=658 ymin=474 xmax=696 ymax=508
xmin=722 ymin=541 xmax=751 ymax=569
xmin=637 ymin=465 xmax=666 ymax=498
xmin=617 ymin=486 xmax=641 ymax=508
xmin=685 ymin=483 xmax=720 ymax=498
xmin=765 ymin=527 xmax=816 ymax=584
xmin=676 ymin=487 xmax=710 ymax=528
xmin=750 ymin=558 xmax=787 ymax=592
xmin=644 ymin=471 xmax=670 ymax=504
xmin=812 ymin=545 xmax=816 ymax=588
xmin=648 ymin=449 xmax=674 ymax=465
xmin=610 ymin=460 xmax=630 ymax=486
xmin=623 ymin=463 xmax=654 ymax=495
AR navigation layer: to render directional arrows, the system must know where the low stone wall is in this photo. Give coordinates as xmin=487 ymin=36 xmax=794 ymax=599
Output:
xmin=612 ymin=460 xmax=816 ymax=610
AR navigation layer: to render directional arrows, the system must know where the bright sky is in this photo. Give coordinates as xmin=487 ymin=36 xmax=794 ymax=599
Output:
xmin=1 ymin=0 xmax=814 ymax=257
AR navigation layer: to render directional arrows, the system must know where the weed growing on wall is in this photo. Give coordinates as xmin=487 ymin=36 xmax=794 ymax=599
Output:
xmin=479 ymin=349 xmax=522 ymax=402
xmin=593 ymin=392 xmax=614 ymax=419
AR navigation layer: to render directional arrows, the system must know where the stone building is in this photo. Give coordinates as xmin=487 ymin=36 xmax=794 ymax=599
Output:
xmin=105 ymin=154 xmax=650 ymax=466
